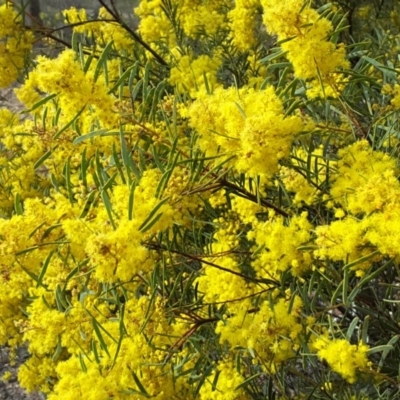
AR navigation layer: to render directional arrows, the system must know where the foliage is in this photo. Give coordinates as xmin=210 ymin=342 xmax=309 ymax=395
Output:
xmin=1 ymin=0 xmax=400 ymax=399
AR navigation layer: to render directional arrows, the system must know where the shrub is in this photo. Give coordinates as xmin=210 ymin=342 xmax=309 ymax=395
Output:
xmin=1 ymin=0 xmax=400 ymax=398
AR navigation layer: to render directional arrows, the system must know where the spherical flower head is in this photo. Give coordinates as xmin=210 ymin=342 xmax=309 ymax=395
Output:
xmin=313 ymin=337 xmax=369 ymax=383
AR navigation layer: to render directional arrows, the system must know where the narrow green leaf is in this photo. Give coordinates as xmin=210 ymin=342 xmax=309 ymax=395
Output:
xmin=83 ymin=54 xmax=95 ymax=73
xmin=73 ymin=129 xmax=116 ymax=145
xmin=260 ymin=48 xmax=287 ymax=64
xmin=131 ymin=79 xmax=143 ymax=102
xmin=34 ymin=147 xmax=57 ymax=170
xmin=41 ymin=224 xmax=62 ymax=241
xmin=120 ymin=128 xmax=132 ymax=181
xmin=55 ymin=284 xmax=69 ymax=312
xmin=21 ymin=93 xmax=56 ymax=114
xmin=28 ymin=221 xmax=46 ymax=239
xmin=235 ymin=373 xmax=264 ymax=391
xmin=53 ymin=107 xmax=62 ymax=126
xmin=37 ymin=251 xmax=54 ymax=288
xmin=14 ymin=193 xmax=23 ymax=215
xmin=198 ymin=155 xmax=235 ymax=184
xmin=142 ymin=61 xmax=151 ymax=100
xmin=108 ymin=63 xmax=138 ymax=94
xmin=361 ymin=316 xmax=370 ymax=344
xmin=94 ymin=41 xmax=114 ymax=83
xmin=65 ymin=157 xmax=74 ymax=204
xmin=79 ymin=353 xmax=87 ymax=373
xmin=102 ymin=172 xmax=118 ymax=192
xmin=91 ymin=170 xmax=101 ymax=189
xmin=267 ymin=62 xmax=292 ymax=71
xmin=41 ymin=106 xmax=48 ymax=132
xmin=111 ymin=143 xmax=126 ymax=184
xmin=95 ymin=150 xmax=106 ymax=186
xmin=50 ymin=173 xmax=60 ymax=193
xmin=79 ymin=191 xmax=98 ymax=219
xmin=150 ymin=80 xmax=166 ymax=120
xmin=71 ymin=31 xmax=79 ymax=53
xmin=368 ymin=344 xmax=395 ymax=355
xmin=128 ymin=181 xmax=136 ymax=220
xmin=81 ymin=147 xmax=88 ymax=187
xmin=377 ymin=335 xmax=400 ymax=371
xmin=138 ymin=197 xmax=170 ymax=233
xmin=342 ymin=265 xmax=349 ymax=306
xmin=167 ymin=136 xmax=179 ymax=167
xmin=91 ymin=338 xmax=101 ymax=364
xmin=131 ymin=371 xmax=150 ymax=397
xmin=64 ymin=265 xmax=80 ymax=287
xmin=53 ymin=105 xmax=86 ymax=140
xmin=16 ymin=246 xmax=39 ymax=256
xmin=20 ymin=265 xmax=39 ymax=283
xmin=111 ymin=304 xmax=125 ymax=368
xmin=92 ymin=317 xmax=111 ymax=357
xmin=345 ymin=317 xmax=360 ymax=341
xmin=343 ymin=250 xmax=379 ymax=271
xmin=128 ymin=63 xmax=139 ymax=93
xmin=362 ymin=56 xmax=397 ymax=80
xmin=101 ymin=190 xmax=116 ymax=230
xmin=234 ymin=102 xmax=246 ymax=119
xmin=155 ymin=167 xmax=174 ymax=199
xmin=211 ymin=370 xmax=221 ymax=392
xmin=52 ymin=335 xmax=63 ymax=362
xmin=285 ymin=99 xmax=303 ymax=116
xmin=151 ymin=144 xmax=165 ymax=173
xmin=78 ymin=42 xmax=86 ymax=70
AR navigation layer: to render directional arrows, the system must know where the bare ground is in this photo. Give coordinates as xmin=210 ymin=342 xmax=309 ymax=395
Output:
xmin=0 ymin=348 xmax=43 ymax=400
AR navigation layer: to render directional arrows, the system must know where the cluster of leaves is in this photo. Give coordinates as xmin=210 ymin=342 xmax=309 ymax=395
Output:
xmin=2 ymin=0 xmax=400 ymax=399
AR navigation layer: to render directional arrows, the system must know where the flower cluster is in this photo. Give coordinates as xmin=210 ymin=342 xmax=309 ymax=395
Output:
xmin=188 ymin=86 xmax=307 ymax=178
xmin=261 ymin=0 xmax=349 ymax=98
xmin=0 ymin=4 xmax=33 ymax=88
xmin=1 ymin=0 xmax=400 ymax=398
xmin=312 ymin=336 xmax=370 ymax=383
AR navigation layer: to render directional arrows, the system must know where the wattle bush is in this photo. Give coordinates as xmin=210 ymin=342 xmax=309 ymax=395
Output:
xmin=1 ymin=0 xmax=400 ymax=398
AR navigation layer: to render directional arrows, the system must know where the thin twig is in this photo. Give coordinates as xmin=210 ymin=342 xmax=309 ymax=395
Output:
xmin=98 ymin=0 xmax=169 ymax=67
xmin=163 ymin=316 xmax=218 ymax=364
xmin=145 ymin=242 xmax=278 ymax=286
xmin=220 ymin=178 xmax=289 ymax=217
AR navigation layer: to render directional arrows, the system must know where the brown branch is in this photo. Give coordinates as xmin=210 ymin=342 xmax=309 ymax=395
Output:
xmin=122 ymin=119 xmax=290 ymax=218
xmin=220 ymin=178 xmax=289 ymax=217
xmin=98 ymin=0 xmax=169 ymax=67
xmin=163 ymin=317 xmax=218 ymax=364
xmin=315 ymin=124 xmax=352 ymax=134
xmin=194 ymin=249 xmax=252 ymax=258
xmin=284 ymin=163 xmax=327 ymax=194
xmin=36 ymin=19 xmax=116 ymax=35
xmin=145 ymin=242 xmax=278 ymax=286
xmin=180 ymin=182 xmax=223 ymax=196
xmin=199 ymin=289 xmax=271 ymax=307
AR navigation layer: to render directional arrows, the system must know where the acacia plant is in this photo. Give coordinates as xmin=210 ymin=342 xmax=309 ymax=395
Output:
xmin=1 ymin=0 xmax=400 ymax=398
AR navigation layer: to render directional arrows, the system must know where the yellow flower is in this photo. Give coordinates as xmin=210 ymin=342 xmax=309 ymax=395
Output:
xmin=313 ymin=337 xmax=369 ymax=383
xmin=261 ymin=0 xmax=349 ymax=98
xmin=199 ymin=359 xmax=248 ymax=400
xmin=189 ymin=85 xmax=305 ymax=179
xmin=0 ymin=4 xmax=33 ymax=87
xmin=1 ymin=371 xmax=12 ymax=382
